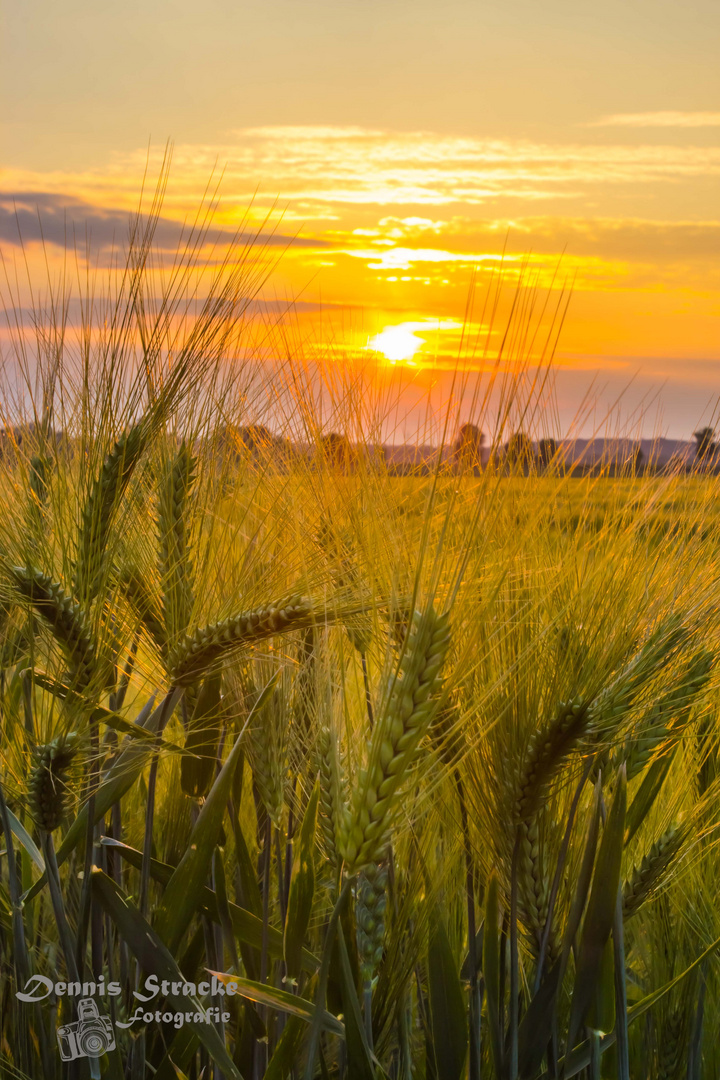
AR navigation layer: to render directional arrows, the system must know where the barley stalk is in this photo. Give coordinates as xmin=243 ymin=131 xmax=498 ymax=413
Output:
xmin=74 ymin=422 xmax=149 ymax=600
xmin=622 ymin=823 xmax=687 ymax=920
xmin=28 ymin=734 xmax=79 ymax=833
xmin=317 ymin=724 xmax=347 ymax=869
xmin=513 ymin=699 xmax=590 ymax=824
xmin=356 ymin=862 xmax=388 ymax=981
xmin=11 ymin=565 xmax=97 ymax=685
xmin=613 ymin=651 xmax=712 ymax=781
xmin=248 ymin=684 xmax=286 ymax=829
xmin=158 ymin=441 xmax=197 ymax=645
xmin=168 ymin=595 xmax=314 ymax=685
xmin=340 ymin=605 xmax=450 ymax=874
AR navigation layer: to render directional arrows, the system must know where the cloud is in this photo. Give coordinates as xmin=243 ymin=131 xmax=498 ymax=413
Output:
xmin=344 ymin=246 xmax=512 ymax=271
xmin=330 ymin=217 xmax=720 ymax=286
xmin=587 ymin=111 xmax=720 ymax=128
xmin=0 ymin=191 xmax=326 ymax=252
xmin=209 ymin=129 xmax=720 ymax=208
xmin=6 ymin=126 xmax=719 ymax=224
xmin=473 ymin=217 xmax=720 ymax=263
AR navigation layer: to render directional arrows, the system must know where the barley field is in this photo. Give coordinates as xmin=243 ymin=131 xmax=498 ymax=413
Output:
xmin=1 ymin=203 xmax=719 ymax=1080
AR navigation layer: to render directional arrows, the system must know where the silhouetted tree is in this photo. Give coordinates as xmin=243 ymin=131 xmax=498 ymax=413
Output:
xmin=505 ymin=431 xmax=534 ymax=471
xmin=217 ymin=423 xmax=274 ymax=466
xmin=319 ymin=432 xmax=354 ymax=472
xmin=694 ymin=427 xmax=716 ymax=460
xmin=452 ymin=423 xmax=484 ymax=474
xmin=537 ymin=438 xmax=557 ymax=469
xmin=238 ymin=424 xmax=273 ymax=454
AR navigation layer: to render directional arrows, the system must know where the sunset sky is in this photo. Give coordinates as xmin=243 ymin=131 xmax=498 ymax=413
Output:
xmin=1 ymin=0 xmax=718 ymax=437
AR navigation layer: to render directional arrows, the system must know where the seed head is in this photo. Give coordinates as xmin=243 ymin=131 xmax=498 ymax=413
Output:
xmin=356 ymin=862 xmax=388 ymax=982
xmin=28 ymin=734 xmax=78 ymax=833
xmin=340 ymin=605 xmax=450 ymax=873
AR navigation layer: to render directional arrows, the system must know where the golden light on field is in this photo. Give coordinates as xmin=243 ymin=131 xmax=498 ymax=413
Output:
xmin=368 ymin=324 xmax=425 ymax=365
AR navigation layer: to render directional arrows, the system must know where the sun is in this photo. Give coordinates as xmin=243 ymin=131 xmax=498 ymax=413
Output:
xmin=368 ymin=324 xmax=424 ymax=365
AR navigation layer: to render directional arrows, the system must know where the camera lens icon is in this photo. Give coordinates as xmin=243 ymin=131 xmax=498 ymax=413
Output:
xmin=57 ymin=998 xmax=116 ymax=1061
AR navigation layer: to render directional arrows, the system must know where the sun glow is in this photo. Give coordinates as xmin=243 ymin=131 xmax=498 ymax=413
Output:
xmin=368 ymin=324 xmax=425 ymax=364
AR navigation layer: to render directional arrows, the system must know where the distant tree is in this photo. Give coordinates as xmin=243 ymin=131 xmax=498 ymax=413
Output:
xmin=453 ymin=423 xmax=484 ymax=474
xmin=273 ymin=436 xmax=296 ymax=472
xmin=537 ymin=438 xmax=557 ymax=470
xmin=505 ymin=431 xmax=534 ymax=470
xmin=320 ymin=432 xmax=354 ymax=472
xmin=694 ymin=427 xmax=716 ymax=460
xmin=238 ymin=424 xmax=273 ymax=454
xmin=630 ymin=443 xmax=644 ymax=473
xmin=218 ymin=423 xmax=274 ymax=466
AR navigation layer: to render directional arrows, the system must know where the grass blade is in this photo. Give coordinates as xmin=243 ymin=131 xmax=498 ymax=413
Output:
xmin=483 ymin=872 xmax=503 ymax=1077
xmin=91 ymin=869 xmax=243 ymax=1080
xmin=99 ymin=836 xmax=319 ymax=971
xmin=337 ymin=922 xmax=376 ymax=1080
xmin=568 ymin=767 xmax=627 ymax=1052
xmin=426 ymin=910 xmax=468 ymax=1080
xmin=556 ymin=934 xmax=720 ymax=1079
xmin=22 ymin=690 xmax=179 ymax=904
xmin=209 ymin=970 xmax=344 ymax=1035
xmin=153 ymin=676 xmax=278 ymax=952
xmin=284 ymin=783 xmax=319 ymax=985
xmin=264 ymin=1015 xmax=306 ymax=1080
xmin=2 ymin=807 xmax=44 ymax=872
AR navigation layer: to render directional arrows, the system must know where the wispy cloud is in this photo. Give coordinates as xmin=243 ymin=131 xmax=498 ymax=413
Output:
xmin=588 ymin=111 xmax=720 ymax=128
xmin=343 ymin=247 xmax=513 ymax=272
xmin=4 ymin=127 xmax=720 ymax=223
xmin=0 ymin=190 xmax=326 ymax=251
xmin=1 ymin=129 xmax=717 ymax=400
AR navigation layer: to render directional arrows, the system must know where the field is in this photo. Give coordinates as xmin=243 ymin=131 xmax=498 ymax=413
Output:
xmin=1 ymin=211 xmax=720 ymax=1080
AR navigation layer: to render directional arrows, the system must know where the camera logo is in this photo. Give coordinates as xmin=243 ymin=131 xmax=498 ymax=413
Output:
xmin=56 ymin=998 xmax=116 ymax=1061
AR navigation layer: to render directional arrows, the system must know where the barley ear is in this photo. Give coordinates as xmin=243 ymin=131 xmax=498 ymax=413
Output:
xmin=316 ymin=520 xmax=372 ymax=653
xmin=356 ymin=862 xmax=389 ymax=981
xmin=158 ymin=440 xmax=197 ymax=646
xmin=28 ymin=734 xmax=79 ymax=833
xmin=168 ymin=595 xmax=314 ymax=685
xmin=622 ymin=823 xmax=687 ymax=920
xmin=614 ymin=650 xmax=713 ymax=781
xmin=513 ymin=699 xmax=590 ymax=824
xmin=74 ymin=421 xmax=149 ymax=600
xmin=317 ymin=723 xmax=348 ymax=869
xmin=27 ymin=453 xmax=53 ymax=538
xmin=248 ymin=683 xmax=286 ymax=829
xmin=118 ymin=564 xmax=167 ymax=655
xmin=590 ymin=615 xmax=690 ymax=779
xmin=340 ymin=605 xmax=450 ymax=874
xmin=10 ymin=565 xmax=97 ymax=686
xmin=518 ymin=816 xmax=553 ymax=960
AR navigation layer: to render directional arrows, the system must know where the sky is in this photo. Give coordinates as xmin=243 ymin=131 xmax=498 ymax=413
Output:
xmin=1 ymin=0 xmax=719 ymax=438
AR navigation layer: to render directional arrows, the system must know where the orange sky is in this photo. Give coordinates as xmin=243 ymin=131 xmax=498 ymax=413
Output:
xmin=1 ymin=1 xmax=718 ymax=437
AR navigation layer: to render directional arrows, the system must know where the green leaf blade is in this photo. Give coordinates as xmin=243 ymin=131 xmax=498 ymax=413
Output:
xmin=427 ymin=910 xmax=468 ymax=1080
xmin=284 ymin=784 xmax=319 ymax=983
